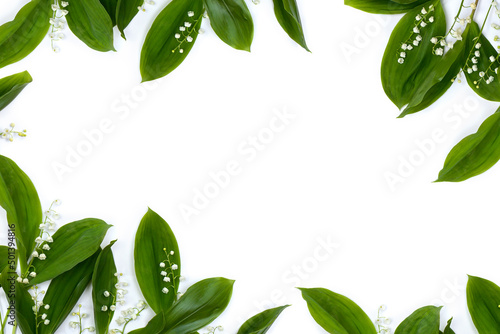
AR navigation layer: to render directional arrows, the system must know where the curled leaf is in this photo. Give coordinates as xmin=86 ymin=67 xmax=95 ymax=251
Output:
xmin=0 ymin=71 xmax=33 ymax=112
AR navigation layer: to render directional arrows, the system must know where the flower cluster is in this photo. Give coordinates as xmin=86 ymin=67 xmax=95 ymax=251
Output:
xmin=398 ymin=5 xmax=435 ymax=64
xmin=101 ymin=273 xmax=129 ymax=313
xmin=109 ymin=300 xmax=147 ymax=334
xmin=49 ymin=0 xmax=69 ymax=52
xmin=375 ymin=305 xmax=391 ymax=334
xmin=138 ymin=0 xmax=155 ymax=12
xmin=27 ymin=286 xmax=51 ymax=326
xmin=69 ymin=304 xmax=95 ymax=333
xmin=464 ymin=42 xmax=499 ymax=88
xmin=172 ymin=11 xmax=201 ymax=54
xmin=203 ymin=325 xmax=224 ymax=334
xmin=1 ymin=123 xmax=27 ymax=142
xmin=159 ymin=248 xmax=182 ymax=296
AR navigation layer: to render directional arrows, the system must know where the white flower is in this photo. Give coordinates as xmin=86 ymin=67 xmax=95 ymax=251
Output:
xmin=101 ymin=306 xmax=108 ymax=311
xmin=184 ymin=22 xmax=192 ymax=27
xmin=163 ymin=277 xmax=171 ymax=282
xmin=35 ymin=237 xmax=43 ymax=243
xmin=46 ymin=236 xmax=53 ymax=243
xmin=472 ymin=57 xmax=478 ymax=64
xmin=39 ymin=254 xmax=47 ymax=260
xmin=401 ymin=43 xmax=408 ymax=50
xmin=160 ymin=271 xmax=167 ymax=276
xmin=467 ymin=68 xmax=473 ymax=74
xmin=179 ymin=26 xmax=186 ymax=31
xmin=421 ymin=21 xmax=427 ymax=27
xmin=44 ymin=320 xmax=50 ymax=325
xmin=44 ymin=305 xmax=50 ymax=310
xmin=110 ymin=305 xmax=116 ymax=311
xmin=473 ymin=64 xmax=478 ymax=71
xmin=413 ymin=27 xmax=420 ymax=34
xmin=188 ymin=11 xmax=194 ymax=17
xmin=104 ymin=291 xmax=110 ymax=297
xmin=174 ymin=33 xmax=180 ymax=39
xmin=490 ymin=56 xmax=496 ymax=62
xmin=459 ymin=18 xmax=465 ymax=25
xmin=179 ymin=49 xmax=184 ymax=53
xmin=421 ymin=7 xmax=427 ymax=14
xmin=416 ymin=35 xmax=422 ymax=41
xmin=475 ymin=50 xmax=480 ymax=57
xmin=476 ymin=43 xmax=482 ymax=49
xmin=493 ymin=23 xmax=500 ymax=29
xmin=41 ymin=314 xmax=47 ymax=320
xmin=162 ymin=287 xmax=169 ymax=294
xmin=407 ymin=45 xmax=413 ymax=50
xmin=22 ymin=278 xmax=29 ymax=284
xmin=42 ymin=244 xmax=50 ymax=250
xmin=471 ymin=2 xmax=476 ymax=9
xmin=29 ymin=272 xmax=37 ymax=277
xmin=32 ymin=251 xmax=39 ymax=258
xmin=447 ymin=42 xmax=454 ymax=49
xmin=89 ymin=327 xmax=95 ymax=332
xmin=440 ymin=39 xmax=446 ymax=46
xmin=430 ymin=37 xmax=438 ymax=44
xmin=413 ymin=40 xmax=419 ymax=46
xmin=435 ymin=48 xmax=444 ymax=56
xmin=416 ymin=14 xmax=422 ymax=20
xmin=187 ymin=36 xmax=193 ymax=42
xmin=172 ymin=264 xmax=178 ymax=270
xmin=398 ymin=58 xmax=404 ymax=64
xmin=429 ymin=16 xmax=434 ymax=22
xmin=479 ymin=71 xmax=485 ymax=77
xmin=61 ymin=1 xmax=68 ymax=7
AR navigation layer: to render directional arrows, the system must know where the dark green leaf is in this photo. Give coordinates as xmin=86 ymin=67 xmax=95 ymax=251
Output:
xmin=399 ymin=26 xmax=469 ymax=117
xmin=345 ymin=0 xmax=429 ymax=14
xmin=135 ymin=209 xmax=181 ymax=314
xmin=161 ymin=277 xmax=234 ymax=334
xmin=93 ymin=241 xmax=118 ymax=334
xmin=204 ymin=0 xmax=254 ymax=51
xmin=299 ymin=288 xmax=376 ymax=334
xmin=381 ymin=1 xmax=446 ymax=110
xmin=0 ymin=71 xmax=32 ymax=112
xmin=0 ymin=155 xmax=42 ymax=271
xmin=237 ymin=305 xmax=289 ymax=334
xmin=467 ymin=275 xmax=500 ymax=333
xmin=99 ymin=0 xmax=118 ymax=26
xmin=463 ymin=22 xmax=500 ymax=101
xmin=0 ymin=246 xmax=16 ymax=289
xmin=436 ymin=107 xmax=500 ymax=182
xmin=273 ymin=0 xmax=309 ymax=51
xmin=29 ymin=218 xmax=111 ymax=285
xmin=0 ymin=246 xmax=9 ymax=274
xmin=0 ymin=0 xmax=51 ymax=69
xmin=116 ymin=0 xmax=143 ymax=39
xmin=66 ymin=0 xmax=115 ymax=52
xmin=39 ymin=250 xmax=100 ymax=334
xmin=394 ymin=306 xmax=441 ymax=334
xmin=0 ymin=268 xmax=36 ymax=334
xmin=140 ymin=0 xmax=204 ymax=82
xmin=128 ymin=312 xmax=165 ymax=334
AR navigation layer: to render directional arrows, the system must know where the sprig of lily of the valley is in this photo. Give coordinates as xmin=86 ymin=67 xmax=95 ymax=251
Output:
xmin=0 ymin=0 xmax=309 ymax=83
xmin=0 ymin=154 xmax=290 ymax=334
xmin=346 ymin=0 xmax=500 ymax=182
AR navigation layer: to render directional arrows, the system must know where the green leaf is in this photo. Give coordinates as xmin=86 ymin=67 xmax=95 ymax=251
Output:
xmin=66 ymin=0 xmax=115 ymax=52
xmin=237 ymin=305 xmax=289 ymax=334
xmin=467 ymin=275 xmax=500 ymax=333
xmin=345 ymin=0 xmax=429 ymax=14
xmin=39 ymin=249 xmax=101 ymax=334
xmin=0 ymin=0 xmax=51 ymax=69
xmin=162 ymin=277 xmax=234 ymax=334
xmin=0 ymin=155 xmax=42 ymax=271
xmin=0 ymin=246 xmax=16 ymax=289
xmin=0 ymin=268 xmax=36 ymax=334
xmin=399 ymin=27 xmax=469 ymax=117
xmin=116 ymin=0 xmax=143 ymax=39
xmin=381 ymin=0 xmax=446 ymax=110
xmin=140 ymin=0 xmax=204 ymax=82
xmin=134 ymin=209 xmax=181 ymax=314
xmin=436 ymin=107 xmax=500 ymax=182
xmin=0 ymin=71 xmax=32 ymax=112
xmin=0 ymin=246 xmax=9 ymax=274
xmin=394 ymin=306 xmax=442 ymax=334
xmin=99 ymin=0 xmax=118 ymax=26
xmin=29 ymin=218 xmax=111 ymax=285
xmin=128 ymin=313 xmax=166 ymax=334
xmin=93 ymin=240 xmax=118 ymax=334
xmin=299 ymin=288 xmax=377 ymax=334
xmin=272 ymin=0 xmax=309 ymax=51
xmin=203 ymin=0 xmax=254 ymax=51
xmin=463 ymin=21 xmax=500 ymax=102
xmin=442 ymin=318 xmax=455 ymax=334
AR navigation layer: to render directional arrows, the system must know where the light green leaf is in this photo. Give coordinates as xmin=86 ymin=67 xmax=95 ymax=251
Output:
xmin=0 ymin=246 xmax=16 ymax=289
xmin=441 ymin=318 xmax=455 ymax=334
xmin=99 ymin=0 xmax=119 ymax=26
xmin=0 ymin=71 xmax=32 ymax=112
xmin=0 ymin=0 xmax=51 ymax=69
xmin=299 ymin=288 xmax=377 ymax=334
xmin=345 ymin=0 xmax=429 ymax=14
xmin=381 ymin=0 xmax=446 ymax=110
xmin=0 ymin=155 xmax=42 ymax=272
xmin=140 ymin=0 xmax=204 ymax=82
xmin=463 ymin=22 xmax=500 ymax=101
xmin=436 ymin=107 xmax=500 ymax=182
xmin=93 ymin=241 xmax=118 ymax=334
xmin=116 ymin=0 xmax=144 ymax=39
xmin=40 ymin=250 xmax=101 ymax=334
xmin=162 ymin=277 xmax=234 ymax=334
xmin=273 ymin=0 xmax=309 ymax=51
xmin=394 ymin=306 xmax=441 ymax=334
xmin=467 ymin=275 xmax=500 ymax=333
xmin=0 ymin=246 xmax=9 ymax=274
xmin=66 ymin=0 xmax=115 ymax=52
xmin=237 ymin=305 xmax=289 ymax=334
xmin=29 ymin=219 xmax=111 ymax=285
xmin=399 ymin=26 xmax=469 ymax=117
xmin=134 ymin=209 xmax=181 ymax=314
xmin=203 ymin=0 xmax=254 ymax=51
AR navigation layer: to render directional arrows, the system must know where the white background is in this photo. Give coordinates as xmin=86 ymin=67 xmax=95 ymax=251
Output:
xmin=1 ymin=0 xmax=500 ymax=332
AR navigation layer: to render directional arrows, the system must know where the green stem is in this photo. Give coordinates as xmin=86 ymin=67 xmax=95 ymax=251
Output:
xmin=0 ymin=310 xmax=6 ymax=334
xmin=10 ymin=322 xmax=16 ymax=334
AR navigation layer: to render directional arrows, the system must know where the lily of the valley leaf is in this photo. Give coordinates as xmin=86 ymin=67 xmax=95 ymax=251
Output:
xmin=394 ymin=306 xmax=442 ymax=334
xmin=345 ymin=0 xmax=430 ymax=14
xmin=0 ymin=71 xmax=33 ymax=112
xmin=467 ymin=275 xmax=500 ymax=333
xmin=273 ymin=0 xmax=309 ymax=51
